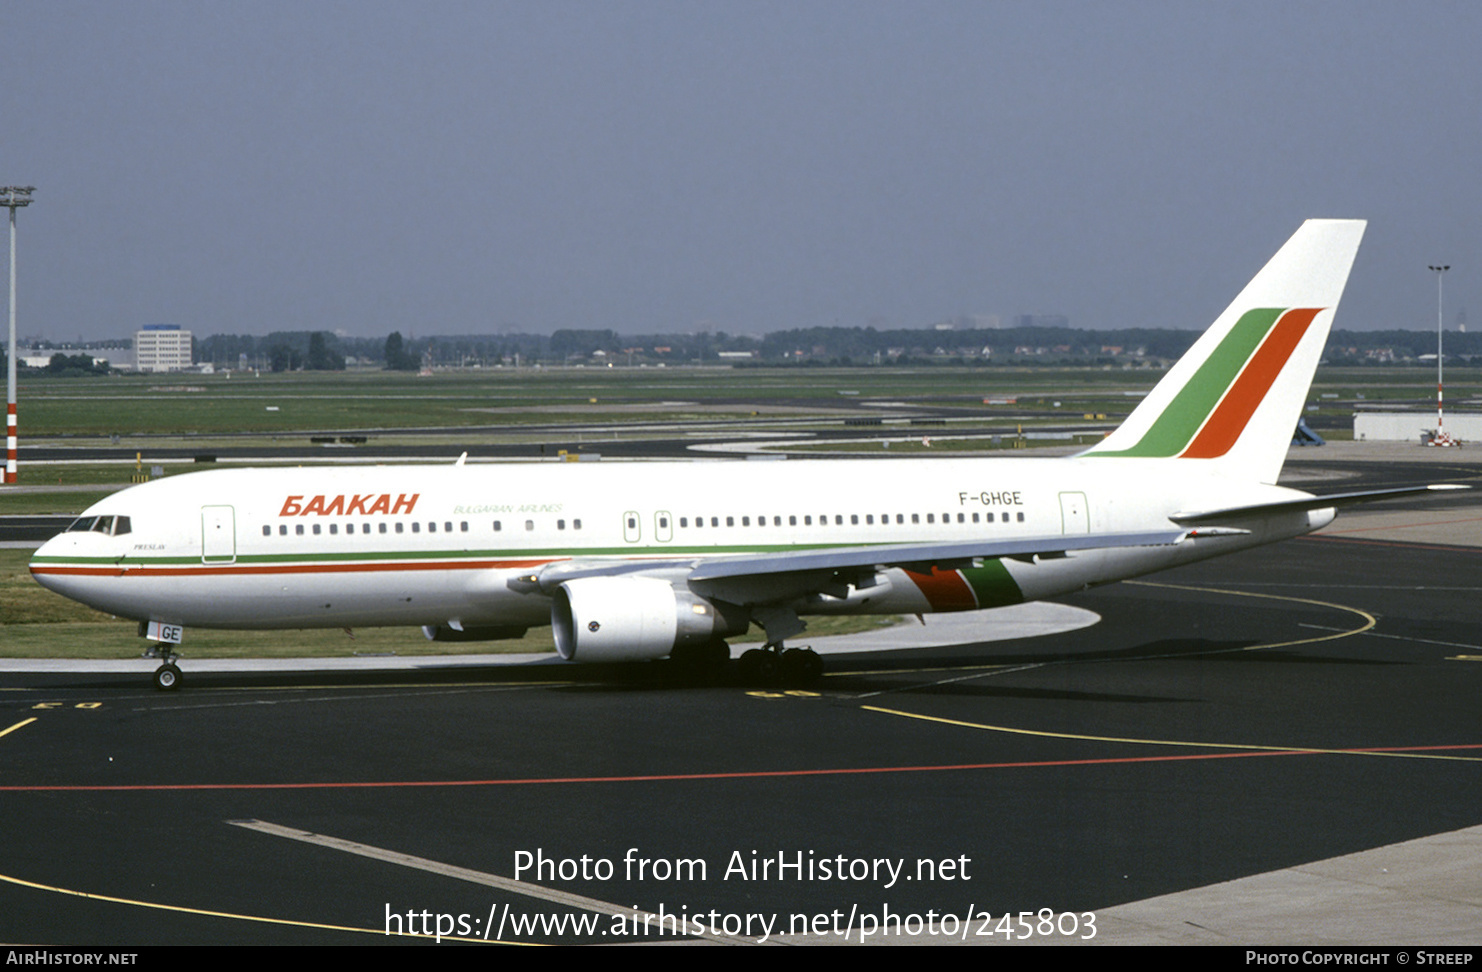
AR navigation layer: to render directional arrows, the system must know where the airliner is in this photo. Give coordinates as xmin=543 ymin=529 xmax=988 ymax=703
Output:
xmin=30 ymin=219 xmax=1452 ymax=690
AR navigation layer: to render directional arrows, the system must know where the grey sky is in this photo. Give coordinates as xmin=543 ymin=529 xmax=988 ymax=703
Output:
xmin=3 ymin=1 xmax=1479 ymax=341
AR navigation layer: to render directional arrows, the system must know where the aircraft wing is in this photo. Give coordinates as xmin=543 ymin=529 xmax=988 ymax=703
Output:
xmin=685 ymin=530 xmax=1191 ymax=609
xmin=513 ymin=529 xmax=1187 ymax=603
xmin=1170 ymin=484 xmax=1469 ymax=526
xmin=685 ymin=530 xmax=1186 ymax=580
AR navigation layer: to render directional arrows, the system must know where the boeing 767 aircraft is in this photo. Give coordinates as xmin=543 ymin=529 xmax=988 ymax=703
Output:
xmin=30 ymin=219 xmax=1454 ymax=690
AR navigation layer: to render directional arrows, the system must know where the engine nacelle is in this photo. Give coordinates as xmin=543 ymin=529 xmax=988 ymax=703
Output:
xmin=551 ymin=576 xmax=746 ymax=662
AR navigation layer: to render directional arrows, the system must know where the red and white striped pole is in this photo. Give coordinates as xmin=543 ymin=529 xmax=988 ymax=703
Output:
xmin=5 ymin=403 xmax=14 ymax=484
xmin=1429 ymin=264 xmax=1450 ymax=447
xmin=3 ymin=186 xmax=33 ymax=484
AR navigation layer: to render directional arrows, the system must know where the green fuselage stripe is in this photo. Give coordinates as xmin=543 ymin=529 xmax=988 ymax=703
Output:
xmin=960 ymin=560 xmax=1023 ymax=608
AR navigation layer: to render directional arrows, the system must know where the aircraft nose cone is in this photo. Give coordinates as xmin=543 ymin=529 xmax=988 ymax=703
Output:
xmin=29 ymin=533 xmax=79 ymax=596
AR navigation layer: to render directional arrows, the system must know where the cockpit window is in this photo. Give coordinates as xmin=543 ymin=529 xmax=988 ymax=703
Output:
xmin=65 ymin=515 xmax=130 ymax=536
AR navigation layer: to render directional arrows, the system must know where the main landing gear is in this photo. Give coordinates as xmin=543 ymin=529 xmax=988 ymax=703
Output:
xmin=669 ymin=640 xmax=824 ymax=688
xmin=737 ymin=644 xmax=823 ymax=688
xmin=144 ymin=643 xmax=183 ymax=691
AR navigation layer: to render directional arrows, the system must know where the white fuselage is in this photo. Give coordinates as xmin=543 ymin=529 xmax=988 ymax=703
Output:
xmin=29 ymin=455 xmax=1327 ymax=637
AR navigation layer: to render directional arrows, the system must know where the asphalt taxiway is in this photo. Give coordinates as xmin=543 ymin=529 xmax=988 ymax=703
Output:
xmin=1 ymin=444 xmax=1480 ymax=946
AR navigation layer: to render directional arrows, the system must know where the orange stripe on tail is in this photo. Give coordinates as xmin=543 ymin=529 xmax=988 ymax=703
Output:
xmin=1181 ymin=307 xmax=1323 ymax=459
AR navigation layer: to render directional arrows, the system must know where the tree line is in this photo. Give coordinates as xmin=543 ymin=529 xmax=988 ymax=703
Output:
xmin=21 ymin=324 xmax=1482 ymax=375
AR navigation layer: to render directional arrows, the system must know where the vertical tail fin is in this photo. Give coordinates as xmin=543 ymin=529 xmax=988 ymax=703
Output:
xmin=1085 ymin=219 xmax=1365 ymax=483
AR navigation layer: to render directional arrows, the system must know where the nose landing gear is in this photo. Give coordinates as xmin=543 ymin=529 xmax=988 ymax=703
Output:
xmin=144 ymin=643 xmax=183 ymax=691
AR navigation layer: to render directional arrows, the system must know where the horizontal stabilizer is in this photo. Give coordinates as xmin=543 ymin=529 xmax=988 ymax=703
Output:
xmin=1170 ymin=485 xmax=1469 ymax=526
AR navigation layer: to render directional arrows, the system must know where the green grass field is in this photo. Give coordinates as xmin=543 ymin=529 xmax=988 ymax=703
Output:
xmin=19 ymin=365 xmax=1167 ymax=436
xmin=19 ymin=364 xmax=1471 ymax=438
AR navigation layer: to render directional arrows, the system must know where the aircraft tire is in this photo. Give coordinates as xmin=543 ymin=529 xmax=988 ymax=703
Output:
xmin=738 ymin=649 xmax=779 ymax=686
xmin=780 ymin=648 xmax=823 ymax=688
xmin=154 ymin=663 xmax=182 ymax=692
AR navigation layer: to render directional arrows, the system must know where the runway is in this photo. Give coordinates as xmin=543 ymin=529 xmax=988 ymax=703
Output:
xmin=2 ymin=444 xmax=1480 ymax=946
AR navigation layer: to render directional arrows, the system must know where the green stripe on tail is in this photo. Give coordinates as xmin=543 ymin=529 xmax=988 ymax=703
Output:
xmin=1090 ymin=307 xmax=1284 ymax=458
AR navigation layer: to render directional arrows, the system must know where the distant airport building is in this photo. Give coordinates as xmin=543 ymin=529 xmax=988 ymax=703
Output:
xmin=17 ymin=347 xmax=120 ymax=369
xmin=134 ymin=324 xmax=193 ymax=373
xmin=1354 ymin=411 xmax=1482 ymax=444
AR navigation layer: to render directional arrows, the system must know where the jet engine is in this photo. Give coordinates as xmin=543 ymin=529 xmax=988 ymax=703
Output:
xmin=551 ymin=576 xmax=747 ymax=662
